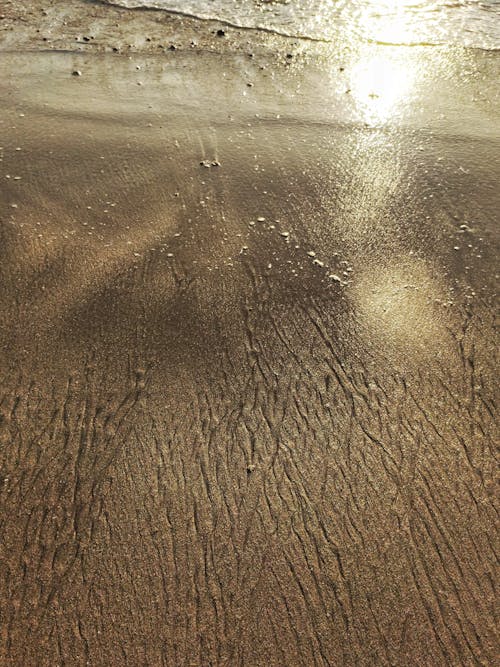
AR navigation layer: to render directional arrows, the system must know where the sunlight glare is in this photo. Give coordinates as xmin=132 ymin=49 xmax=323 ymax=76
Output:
xmin=349 ymin=50 xmax=417 ymax=124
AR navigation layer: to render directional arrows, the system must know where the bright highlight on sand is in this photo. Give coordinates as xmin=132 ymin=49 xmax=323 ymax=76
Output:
xmin=348 ymin=50 xmax=417 ymax=124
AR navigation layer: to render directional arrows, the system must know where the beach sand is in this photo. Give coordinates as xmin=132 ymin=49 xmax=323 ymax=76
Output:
xmin=0 ymin=4 xmax=499 ymax=666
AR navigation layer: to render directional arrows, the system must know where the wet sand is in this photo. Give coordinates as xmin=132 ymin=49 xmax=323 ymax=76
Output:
xmin=0 ymin=14 xmax=499 ymax=667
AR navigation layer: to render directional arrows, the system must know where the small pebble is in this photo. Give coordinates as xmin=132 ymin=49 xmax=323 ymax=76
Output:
xmin=200 ymin=159 xmax=220 ymax=168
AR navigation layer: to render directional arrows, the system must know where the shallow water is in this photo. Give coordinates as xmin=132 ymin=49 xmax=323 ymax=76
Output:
xmin=102 ymin=0 xmax=500 ymax=48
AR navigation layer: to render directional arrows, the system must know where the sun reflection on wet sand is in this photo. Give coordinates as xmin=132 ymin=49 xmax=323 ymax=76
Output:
xmin=352 ymin=261 xmax=450 ymax=354
xmin=332 ymin=6 xmax=450 ymax=354
xmin=339 ymin=1 xmax=430 ymax=125
xmin=348 ymin=49 xmax=418 ymax=124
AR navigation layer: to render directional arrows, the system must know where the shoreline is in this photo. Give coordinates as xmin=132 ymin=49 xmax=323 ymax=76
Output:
xmin=2 ymin=0 xmax=500 ymax=55
xmin=0 ymin=0 xmax=304 ymax=56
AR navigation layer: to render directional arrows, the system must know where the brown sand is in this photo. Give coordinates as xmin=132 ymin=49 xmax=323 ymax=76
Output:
xmin=0 ymin=4 xmax=499 ymax=666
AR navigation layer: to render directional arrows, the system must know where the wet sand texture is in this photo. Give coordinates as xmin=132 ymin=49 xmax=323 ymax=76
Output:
xmin=0 ymin=46 xmax=498 ymax=666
